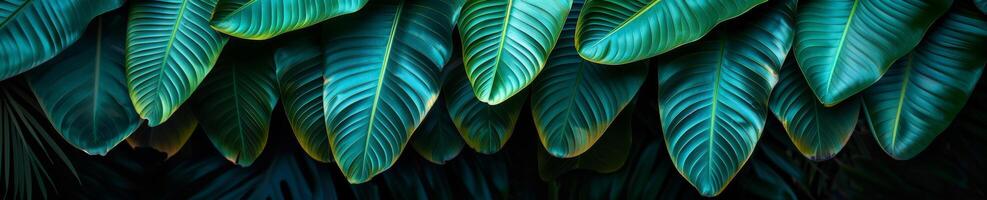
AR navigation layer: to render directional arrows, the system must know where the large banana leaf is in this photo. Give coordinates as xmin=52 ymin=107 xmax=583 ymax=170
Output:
xmin=657 ymin=0 xmax=794 ymax=196
xmin=537 ymin=108 xmax=632 ymax=181
xmin=574 ymin=0 xmax=765 ymax=65
xmin=126 ymin=0 xmax=230 ymax=126
xmin=211 ymin=0 xmax=367 ymax=40
xmin=192 ymin=44 xmax=279 ymax=167
xmin=25 ymin=14 xmax=139 ymax=156
xmin=411 ymin=98 xmax=465 ymax=165
xmin=862 ymin=6 xmax=987 ymax=160
xmin=321 ymin=0 xmax=461 ymax=183
xmin=794 ymin=0 xmax=951 ymax=106
xmin=769 ymin=59 xmax=860 ymax=161
xmin=445 ymin=65 xmax=526 ymax=154
xmin=458 ymin=0 xmax=571 ymax=105
xmin=126 ymin=107 xmax=198 ymax=158
xmin=274 ymin=31 xmax=331 ymax=162
xmin=531 ymin=0 xmax=645 ymax=158
xmin=0 ymin=0 xmax=123 ymax=80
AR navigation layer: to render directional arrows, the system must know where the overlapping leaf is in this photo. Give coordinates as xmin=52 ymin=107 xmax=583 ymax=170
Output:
xmin=126 ymin=0 xmax=230 ymax=126
xmin=321 ymin=0 xmax=461 ymax=183
xmin=537 ymin=108 xmax=632 ymax=181
xmin=211 ymin=0 xmax=367 ymax=40
xmin=126 ymin=107 xmax=198 ymax=158
xmin=863 ymin=5 xmax=987 ymax=160
xmin=657 ymin=0 xmax=794 ymax=196
xmin=274 ymin=32 xmax=331 ymax=162
xmin=976 ymin=0 xmax=987 ymax=14
xmin=574 ymin=0 xmax=765 ymax=65
xmin=795 ymin=0 xmax=951 ymax=105
xmin=411 ymin=98 xmax=465 ymax=164
xmin=445 ymin=65 xmax=526 ymax=154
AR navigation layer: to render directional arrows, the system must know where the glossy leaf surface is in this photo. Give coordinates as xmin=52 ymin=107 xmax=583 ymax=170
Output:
xmin=274 ymin=32 xmax=331 ymax=162
xmin=126 ymin=107 xmax=198 ymax=158
xmin=211 ymin=0 xmax=367 ymax=40
xmin=537 ymin=108 xmax=632 ymax=181
xmin=445 ymin=65 xmax=526 ymax=154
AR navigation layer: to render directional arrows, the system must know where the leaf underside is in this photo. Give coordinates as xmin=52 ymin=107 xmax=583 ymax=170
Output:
xmin=445 ymin=65 xmax=526 ymax=154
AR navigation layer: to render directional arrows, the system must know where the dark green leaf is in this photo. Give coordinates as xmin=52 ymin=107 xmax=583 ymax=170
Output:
xmin=445 ymin=65 xmax=525 ymax=154
xmin=126 ymin=107 xmax=198 ymax=158
xmin=537 ymin=108 xmax=632 ymax=181
xmin=411 ymin=98 xmax=464 ymax=165
xmin=274 ymin=32 xmax=331 ymax=162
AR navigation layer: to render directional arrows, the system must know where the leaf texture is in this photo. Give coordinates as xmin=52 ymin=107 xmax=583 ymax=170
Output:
xmin=126 ymin=0 xmax=230 ymax=126
xmin=126 ymin=107 xmax=198 ymax=158
xmin=411 ymin=98 xmax=465 ymax=165
xmin=794 ymin=0 xmax=951 ymax=105
xmin=862 ymin=6 xmax=987 ymax=160
xmin=977 ymin=0 xmax=987 ymax=14
xmin=657 ymin=0 xmax=794 ymax=196
xmin=531 ymin=0 xmax=646 ymax=158
xmin=321 ymin=0 xmax=461 ymax=183
xmin=0 ymin=0 xmax=124 ymax=80
xmin=274 ymin=31 xmax=331 ymax=162
xmin=537 ymin=108 xmax=632 ymax=181
xmin=445 ymin=65 xmax=526 ymax=154
xmin=211 ymin=0 xmax=367 ymax=40
xmin=458 ymin=0 xmax=572 ymax=104
xmin=574 ymin=0 xmax=766 ymax=65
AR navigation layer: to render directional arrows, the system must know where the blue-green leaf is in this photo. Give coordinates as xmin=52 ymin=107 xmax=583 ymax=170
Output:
xmin=458 ymin=0 xmax=572 ymax=104
xmin=445 ymin=65 xmax=526 ymax=154
xmin=657 ymin=0 xmax=794 ymax=196
xmin=537 ymin=107 xmax=633 ymax=181
xmin=25 ymin=14 xmax=139 ymax=156
xmin=411 ymin=98 xmax=465 ymax=165
xmin=211 ymin=0 xmax=367 ymax=40
xmin=322 ymin=0 xmax=461 ymax=183
xmin=794 ymin=0 xmax=951 ymax=105
xmin=976 ymin=0 xmax=987 ymax=14
xmin=0 ymin=0 xmax=124 ymax=80
xmin=126 ymin=107 xmax=198 ymax=158
xmin=574 ymin=0 xmax=765 ymax=65
xmin=126 ymin=0 xmax=230 ymax=126
xmin=863 ymin=6 xmax=987 ymax=160
xmin=274 ymin=32 xmax=331 ymax=162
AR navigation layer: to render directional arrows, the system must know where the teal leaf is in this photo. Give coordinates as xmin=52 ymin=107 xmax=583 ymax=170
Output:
xmin=863 ymin=5 xmax=987 ymax=160
xmin=531 ymin=0 xmax=646 ymax=158
xmin=769 ymin=59 xmax=860 ymax=161
xmin=126 ymin=107 xmax=198 ymax=158
xmin=537 ymin=108 xmax=633 ymax=181
xmin=976 ymin=0 xmax=987 ymax=14
xmin=411 ymin=98 xmax=465 ymax=165
xmin=25 ymin=14 xmax=139 ymax=156
xmin=657 ymin=0 xmax=794 ymax=196
xmin=794 ymin=0 xmax=951 ymax=105
xmin=274 ymin=31 xmax=331 ymax=162
xmin=126 ymin=0 xmax=230 ymax=126
xmin=211 ymin=0 xmax=367 ymax=40
xmin=0 ymin=0 xmax=124 ymax=80
xmin=193 ymin=43 xmax=279 ymax=167
xmin=574 ymin=0 xmax=765 ymax=65
xmin=458 ymin=0 xmax=572 ymax=104
xmin=445 ymin=65 xmax=526 ymax=154
xmin=321 ymin=0 xmax=461 ymax=183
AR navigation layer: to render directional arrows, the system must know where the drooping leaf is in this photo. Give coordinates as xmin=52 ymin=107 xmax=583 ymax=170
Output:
xmin=769 ymin=60 xmax=860 ymax=161
xmin=862 ymin=5 xmax=987 ymax=160
xmin=274 ymin=31 xmax=331 ymax=162
xmin=531 ymin=0 xmax=646 ymax=158
xmin=411 ymin=98 xmax=465 ymax=165
xmin=537 ymin=107 xmax=632 ymax=181
xmin=25 ymin=14 xmax=139 ymax=156
xmin=794 ymin=0 xmax=951 ymax=105
xmin=657 ymin=0 xmax=794 ymax=196
xmin=192 ymin=43 xmax=279 ymax=167
xmin=126 ymin=0 xmax=230 ymax=126
xmin=574 ymin=0 xmax=766 ymax=65
xmin=445 ymin=65 xmax=525 ymax=154
xmin=0 ymin=0 xmax=124 ymax=80
xmin=126 ymin=107 xmax=198 ymax=158
xmin=321 ymin=0 xmax=461 ymax=183
xmin=458 ymin=0 xmax=571 ymax=104
xmin=211 ymin=0 xmax=367 ymax=40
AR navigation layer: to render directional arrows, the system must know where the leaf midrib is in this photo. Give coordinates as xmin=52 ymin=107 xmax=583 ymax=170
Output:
xmin=889 ymin=54 xmax=914 ymax=153
xmin=823 ymin=0 xmax=859 ymax=100
xmin=0 ymin=0 xmax=33 ymax=29
xmin=705 ymin=39 xmax=728 ymax=182
xmin=584 ymin=0 xmax=661 ymax=49
xmin=361 ymin=2 xmax=404 ymax=171
xmin=151 ymin=0 xmax=192 ymax=120
xmin=485 ymin=0 xmax=515 ymax=100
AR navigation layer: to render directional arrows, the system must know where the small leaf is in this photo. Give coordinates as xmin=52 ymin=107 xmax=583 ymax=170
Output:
xmin=211 ymin=0 xmax=367 ymax=40
xmin=126 ymin=107 xmax=198 ymax=158
xmin=445 ymin=65 xmax=525 ymax=154
xmin=411 ymin=98 xmax=465 ymax=165
xmin=274 ymin=31 xmax=331 ymax=162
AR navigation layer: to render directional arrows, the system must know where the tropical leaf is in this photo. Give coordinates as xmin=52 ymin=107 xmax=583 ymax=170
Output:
xmin=126 ymin=107 xmax=198 ymax=158
xmin=321 ymin=0 xmax=461 ymax=183
xmin=211 ymin=0 xmax=367 ymax=40
xmin=411 ymin=98 xmax=465 ymax=165
xmin=794 ymin=0 xmax=951 ymax=105
xmin=450 ymin=152 xmax=510 ymax=199
xmin=192 ymin=43 xmax=279 ymax=167
xmin=531 ymin=0 xmax=646 ymax=158
xmin=25 ymin=14 xmax=139 ymax=156
xmin=0 ymin=0 xmax=124 ymax=80
xmin=126 ymin=0 xmax=230 ymax=126
xmin=551 ymin=136 xmax=687 ymax=199
xmin=458 ymin=0 xmax=571 ymax=104
xmin=274 ymin=31 xmax=331 ymax=162
xmin=976 ymin=0 xmax=987 ymax=14
xmin=769 ymin=60 xmax=860 ymax=161
xmin=862 ymin=5 xmax=987 ymax=160
xmin=657 ymin=0 xmax=794 ymax=196
xmin=537 ymin=108 xmax=632 ymax=181
xmin=445 ymin=65 xmax=526 ymax=154
xmin=574 ymin=0 xmax=765 ymax=65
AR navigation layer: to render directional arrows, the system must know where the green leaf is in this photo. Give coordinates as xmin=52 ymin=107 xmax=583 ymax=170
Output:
xmin=411 ymin=98 xmax=465 ymax=165
xmin=794 ymin=0 xmax=951 ymax=106
xmin=976 ymin=0 xmax=987 ymax=14
xmin=25 ymin=14 xmax=139 ymax=156
xmin=574 ymin=0 xmax=765 ymax=65
xmin=769 ymin=60 xmax=860 ymax=161
xmin=445 ymin=65 xmax=525 ymax=154
xmin=126 ymin=0 xmax=230 ymax=126
xmin=862 ymin=6 xmax=987 ymax=160
xmin=657 ymin=0 xmax=794 ymax=196
xmin=211 ymin=0 xmax=367 ymax=40
xmin=531 ymin=0 xmax=645 ymax=158
xmin=321 ymin=0 xmax=461 ymax=183
xmin=274 ymin=32 xmax=331 ymax=163
xmin=537 ymin=107 xmax=632 ymax=181
xmin=458 ymin=0 xmax=571 ymax=104
xmin=126 ymin=107 xmax=198 ymax=158
xmin=0 ymin=0 xmax=124 ymax=80
xmin=193 ymin=44 xmax=279 ymax=167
